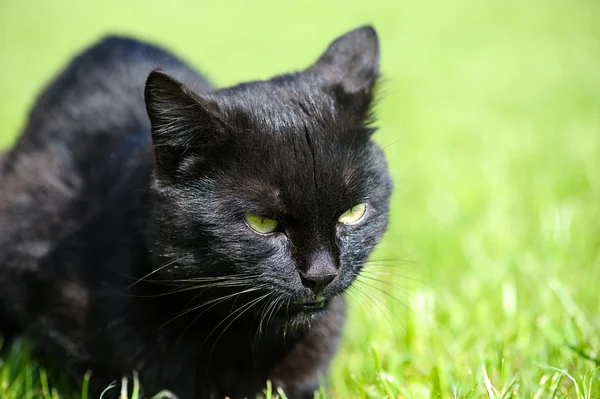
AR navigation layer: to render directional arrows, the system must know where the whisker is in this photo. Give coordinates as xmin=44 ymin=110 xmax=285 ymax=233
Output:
xmin=156 ymin=285 xmax=266 ymax=332
xmin=122 ymin=256 xmax=188 ymax=291
xmin=200 ymin=294 xmax=271 ymax=355
xmin=363 ymin=259 xmax=418 ymax=266
xmin=179 ymin=276 xmax=261 ymax=312
xmin=359 ymin=269 xmax=416 ymax=279
xmin=252 ymin=295 xmax=275 ymax=349
xmin=360 ymin=267 xmax=424 ymax=285
xmin=258 ymin=295 xmax=278 ymax=339
xmin=230 ymin=273 xmax=267 ymax=310
xmin=354 ymin=278 xmax=409 ymax=308
xmin=108 ymin=256 xmax=187 ymax=286
xmin=149 ymin=274 xmax=261 ymax=284
xmin=364 ymin=255 xmax=420 ymax=262
xmin=122 ymin=278 xmax=259 ymax=298
xmin=211 ymin=293 xmax=273 ymax=358
xmin=349 ymin=283 xmax=405 ymax=337
xmin=356 ymin=274 xmax=414 ymax=299
xmin=281 ymin=297 xmax=292 ymax=342
xmin=343 ymin=289 xmax=368 ymax=312
xmin=176 ymin=288 xmax=268 ymax=343
xmin=266 ymin=296 xmax=285 ymax=332
xmin=346 ymin=286 xmax=375 ymax=315
xmin=352 ymin=282 xmax=402 ymax=319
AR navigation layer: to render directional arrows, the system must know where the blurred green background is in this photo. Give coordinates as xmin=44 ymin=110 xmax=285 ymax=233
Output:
xmin=1 ymin=0 xmax=599 ymax=397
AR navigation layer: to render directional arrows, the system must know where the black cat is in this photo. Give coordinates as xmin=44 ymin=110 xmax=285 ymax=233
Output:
xmin=0 ymin=26 xmax=392 ymax=398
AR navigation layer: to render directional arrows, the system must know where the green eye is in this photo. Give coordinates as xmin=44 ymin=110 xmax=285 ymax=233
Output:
xmin=244 ymin=213 xmax=279 ymax=234
xmin=338 ymin=203 xmax=367 ymax=225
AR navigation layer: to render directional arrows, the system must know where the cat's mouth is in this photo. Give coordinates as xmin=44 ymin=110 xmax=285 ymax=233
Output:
xmin=289 ymin=297 xmax=328 ymax=313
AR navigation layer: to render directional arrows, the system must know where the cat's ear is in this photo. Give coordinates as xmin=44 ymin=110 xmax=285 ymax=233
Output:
xmin=145 ymin=69 xmax=224 ymax=176
xmin=308 ymin=25 xmax=379 ymax=99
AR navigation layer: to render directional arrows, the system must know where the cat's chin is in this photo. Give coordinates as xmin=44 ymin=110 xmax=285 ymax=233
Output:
xmin=272 ymin=298 xmax=331 ymax=329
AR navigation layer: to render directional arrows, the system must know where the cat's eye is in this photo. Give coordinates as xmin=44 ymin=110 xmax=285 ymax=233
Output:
xmin=338 ymin=203 xmax=367 ymax=225
xmin=244 ymin=213 xmax=279 ymax=234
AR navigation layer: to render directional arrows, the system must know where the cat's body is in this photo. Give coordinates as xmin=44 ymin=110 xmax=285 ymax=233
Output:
xmin=0 ymin=27 xmax=391 ymax=398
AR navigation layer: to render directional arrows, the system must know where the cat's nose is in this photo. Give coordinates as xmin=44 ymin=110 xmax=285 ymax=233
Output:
xmin=300 ymin=272 xmax=337 ymax=296
xmin=300 ymin=251 xmax=338 ymax=295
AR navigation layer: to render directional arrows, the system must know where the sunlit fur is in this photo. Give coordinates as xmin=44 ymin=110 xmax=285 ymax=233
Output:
xmin=0 ymin=26 xmax=392 ymax=399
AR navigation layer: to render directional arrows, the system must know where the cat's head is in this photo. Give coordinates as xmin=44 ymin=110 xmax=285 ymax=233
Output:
xmin=144 ymin=26 xmax=392 ymax=326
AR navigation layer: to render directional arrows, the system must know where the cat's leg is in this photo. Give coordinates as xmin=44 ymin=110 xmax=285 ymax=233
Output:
xmin=0 ymin=150 xmax=19 ymax=340
xmin=0 ymin=308 xmax=19 ymax=341
xmin=269 ymin=297 xmax=345 ymax=399
xmin=0 ymin=147 xmax=84 ymax=339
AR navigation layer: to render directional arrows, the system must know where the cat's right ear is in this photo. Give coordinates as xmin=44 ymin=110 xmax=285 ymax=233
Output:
xmin=144 ymin=70 xmax=224 ymax=177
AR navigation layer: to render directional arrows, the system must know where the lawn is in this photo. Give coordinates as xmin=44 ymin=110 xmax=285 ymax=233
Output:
xmin=1 ymin=0 xmax=599 ymax=398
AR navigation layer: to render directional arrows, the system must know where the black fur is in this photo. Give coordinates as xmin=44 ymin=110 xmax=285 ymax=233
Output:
xmin=0 ymin=26 xmax=392 ymax=398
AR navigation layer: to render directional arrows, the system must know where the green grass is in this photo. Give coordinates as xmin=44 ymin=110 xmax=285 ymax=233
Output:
xmin=1 ymin=0 xmax=599 ymax=397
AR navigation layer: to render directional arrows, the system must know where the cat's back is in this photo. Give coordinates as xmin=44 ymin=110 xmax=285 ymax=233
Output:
xmin=0 ymin=36 xmax=211 ymax=301
xmin=2 ymin=35 xmax=212 ymax=200
xmin=12 ymin=36 xmax=210 ymax=155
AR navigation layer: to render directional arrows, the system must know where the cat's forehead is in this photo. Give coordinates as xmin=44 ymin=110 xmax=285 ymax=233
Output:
xmin=218 ymin=119 xmax=375 ymax=218
xmin=205 ymin=77 xmax=378 ymax=213
xmin=213 ymin=78 xmax=340 ymax=130
xmin=218 ymin=83 xmax=369 ymax=168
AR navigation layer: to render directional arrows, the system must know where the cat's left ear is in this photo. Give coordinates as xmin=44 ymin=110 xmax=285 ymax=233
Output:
xmin=307 ymin=25 xmax=379 ymax=113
